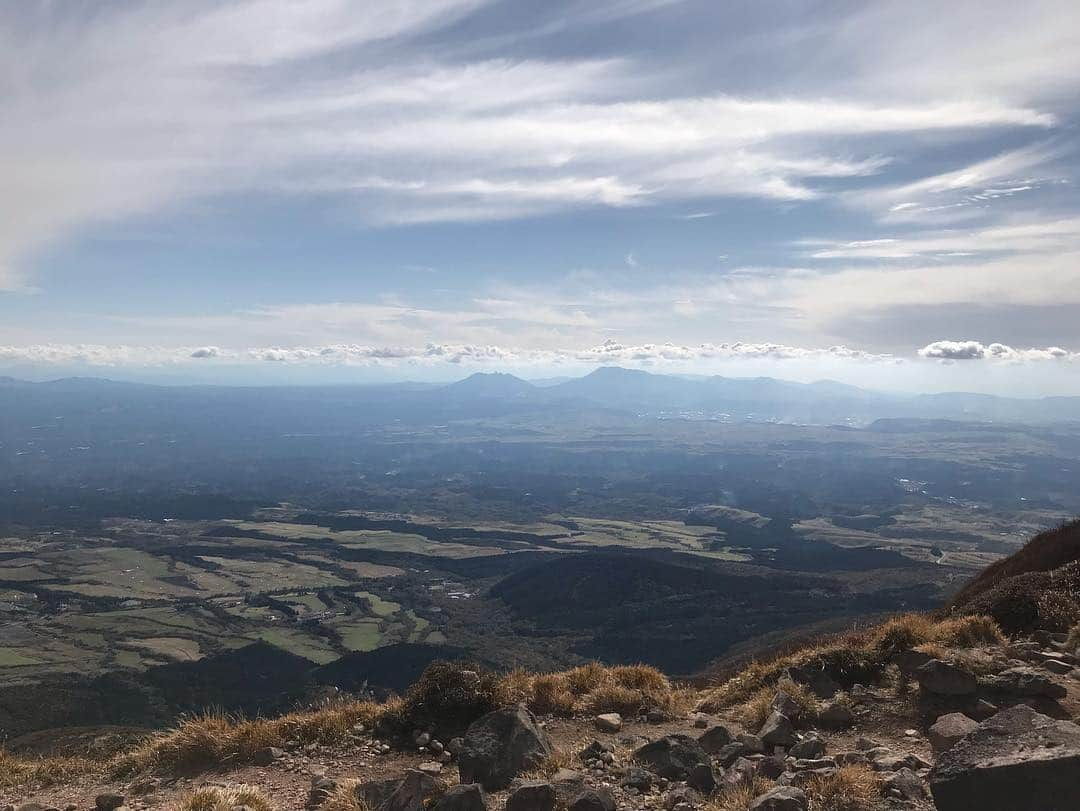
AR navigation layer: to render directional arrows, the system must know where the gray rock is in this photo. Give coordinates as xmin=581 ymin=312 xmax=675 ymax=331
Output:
xmin=916 ymin=659 xmax=978 ymax=696
xmin=792 ymin=758 xmax=834 ymax=771
xmin=884 ymin=768 xmax=926 ymax=801
xmin=505 ymin=782 xmax=557 ymax=811
xmin=716 ymin=742 xmax=750 ymax=767
xmin=931 ymin=705 xmax=1080 ymax=811
xmin=691 ymin=713 xmax=709 ymax=729
xmin=757 ymin=754 xmax=786 ymax=779
xmin=929 ymin=712 xmax=979 ymax=754
xmin=1043 ymin=658 xmax=1073 ymax=675
xmin=459 ymin=704 xmax=554 ymax=790
xmin=816 ymin=700 xmax=853 ymax=728
xmin=633 ymin=735 xmax=709 ymax=780
xmin=891 ymin=648 xmax=935 ymax=677
xmin=430 ymin=784 xmax=486 ymax=811
xmin=737 ymin=733 xmax=765 ymax=753
xmin=784 ymin=664 xmax=840 ymax=699
xmin=310 ymin=777 xmax=338 ymax=808
xmin=379 ymin=770 xmax=444 ymax=811
xmin=835 ymin=751 xmax=869 ymax=767
xmin=568 ymin=789 xmax=615 ymax=811
xmin=353 ymin=777 xmax=405 ymax=811
xmin=595 ymin=713 xmax=622 ymax=733
xmin=686 ymin=763 xmax=716 ymax=794
xmin=722 ymin=757 xmax=757 ymax=788
xmin=788 ymin=736 xmax=825 ymax=759
xmin=95 ymin=797 xmax=124 ymax=811
xmin=447 ymin=737 xmax=465 ymax=756
xmin=770 ymin=690 xmax=804 ymax=721
xmin=621 ymin=766 xmax=654 ymax=791
xmin=986 ymin=666 xmax=1067 ymax=698
xmin=697 ymin=724 xmax=735 ymax=753
xmin=662 ymin=786 xmax=699 ymax=811
xmin=758 ymin=711 xmax=795 ymax=748
xmin=747 ymin=786 xmax=808 ymax=811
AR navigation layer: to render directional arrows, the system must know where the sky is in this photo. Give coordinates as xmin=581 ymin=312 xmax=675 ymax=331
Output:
xmin=2 ymin=0 xmax=1080 ymax=394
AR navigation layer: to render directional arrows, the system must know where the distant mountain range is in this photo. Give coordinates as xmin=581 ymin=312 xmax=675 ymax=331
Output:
xmin=2 ymin=367 xmax=1079 ymax=428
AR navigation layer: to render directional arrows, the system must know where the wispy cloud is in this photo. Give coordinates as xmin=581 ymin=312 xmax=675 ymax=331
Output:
xmin=0 ymin=1 xmax=1061 ymax=286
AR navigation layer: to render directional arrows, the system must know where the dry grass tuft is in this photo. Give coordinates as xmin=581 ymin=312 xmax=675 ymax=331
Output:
xmin=737 ymin=677 xmax=818 ymax=729
xmin=700 ymin=613 xmax=1003 ymax=711
xmin=521 ymin=744 xmax=578 ymax=780
xmin=113 ymin=699 xmax=383 ymax=776
xmin=581 ymin=685 xmax=647 ymax=716
xmin=507 ymin=661 xmax=680 ymax=719
xmin=0 ymin=750 xmax=96 ymax=791
xmin=176 ymin=784 xmax=276 ymax=811
xmin=805 ymin=764 xmax=881 ymax=811
xmin=706 ymin=776 xmax=775 ymax=811
xmin=321 ymin=779 xmax=368 ymax=811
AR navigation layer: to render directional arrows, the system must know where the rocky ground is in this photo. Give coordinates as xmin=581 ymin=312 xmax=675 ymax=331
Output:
xmin=6 ymin=629 xmax=1080 ymax=811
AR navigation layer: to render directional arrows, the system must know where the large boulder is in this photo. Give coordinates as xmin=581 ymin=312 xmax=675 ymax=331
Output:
xmin=458 ymin=704 xmax=554 ymax=790
xmin=633 ymin=735 xmax=710 ymax=780
xmin=915 ymin=659 xmax=977 ymax=695
xmin=928 ymin=712 xmax=979 ymax=754
xmin=985 ymin=666 xmax=1067 ymax=699
xmin=930 ymin=705 xmax=1080 ymax=811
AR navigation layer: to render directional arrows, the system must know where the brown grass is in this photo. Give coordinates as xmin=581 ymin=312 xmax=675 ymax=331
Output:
xmin=706 ymin=776 xmax=775 ymax=811
xmin=321 ymin=779 xmax=367 ymax=811
xmin=700 ymin=614 xmax=1003 ymax=712
xmin=511 ymin=662 xmax=684 ymax=718
xmin=175 ymin=784 xmax=276 ymax=811
xmin=113 ymin=699 xmax=384 ymax=776
xmin=805 ymin=764 xmax=881 ymax=811
xmin=737 ymin=677 xmax=819 ymax=729
xmin=0 ymin=750 xmax=97 ymax=791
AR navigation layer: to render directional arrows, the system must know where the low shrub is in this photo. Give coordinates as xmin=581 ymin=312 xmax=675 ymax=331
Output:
xmin=805 ymin=764 xmax=880 ymax=811
xmin=176 ymin=784 xmax=275 ymax=811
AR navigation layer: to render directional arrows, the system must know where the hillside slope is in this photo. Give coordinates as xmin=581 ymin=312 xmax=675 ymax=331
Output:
xmin=7 ymin=521 xmax=1080 ymax=810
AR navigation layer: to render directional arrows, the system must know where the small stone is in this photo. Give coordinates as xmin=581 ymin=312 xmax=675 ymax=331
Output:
xmin=569 ymin=789 xmax=616 ymax=811
xmin=884 ymin=768 xmax=927 ymax=801
xmin=506 ymin=781 xmax=558 ymax=811
xmin=416 ymin=732 xmax=432 ymax=747
xmin=418 ymin=761 xmax=443 ymax=774
xmin=96 ymin=795 xmax=125 ymax=811
xmin=788 ymin=736 xmax=825 ymax=759
xmin=817 ymin=701 xmax=854 ymax=728
xmin=447 ymin=737 xmax=465 ymax=756
xmin=929 ymin=713 xmax=979 ymax=755
xmin=691 ymin=713 xmax=709 ymax=729
xmin=430 ymin=740 xmax=444 ymax=754
xmin=595 ymin=713 xmax=623 ymax=733
xmin=697 ymin=724 xmax=735 ymax=753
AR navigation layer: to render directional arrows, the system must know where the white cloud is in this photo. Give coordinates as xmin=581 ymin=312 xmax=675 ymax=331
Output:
xmin=803 ymin=216 xmax=1080 ymax=260
xmin=0 ymin=339 xmax=900 ymax=369
xmin=919 ymin=340 xmax=1078 ymax=362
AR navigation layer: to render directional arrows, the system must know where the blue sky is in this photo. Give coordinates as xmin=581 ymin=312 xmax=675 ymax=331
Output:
xmin=2 ymin=0 xmax=1080 ymax=393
